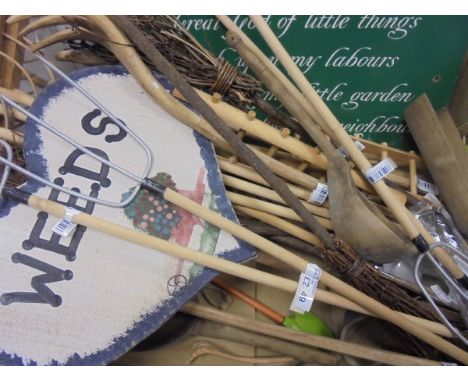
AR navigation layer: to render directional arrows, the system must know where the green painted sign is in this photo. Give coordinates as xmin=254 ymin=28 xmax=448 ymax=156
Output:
xmin=177 ymin=15 xmax=468 ymax=150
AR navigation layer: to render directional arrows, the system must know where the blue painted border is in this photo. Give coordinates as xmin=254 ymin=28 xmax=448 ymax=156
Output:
xmin=0 ymin=66 xmax=255 ymax=365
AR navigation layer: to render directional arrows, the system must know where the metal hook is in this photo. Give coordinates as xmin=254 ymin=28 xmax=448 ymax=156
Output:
xmin=0 ymin=47 xmax=164 ymax=208
xmin=414 ymin=242 xmax=468 ymax=346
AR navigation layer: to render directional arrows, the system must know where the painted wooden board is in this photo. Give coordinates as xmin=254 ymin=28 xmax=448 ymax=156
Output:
xmin=178 ymin=15 xmax=468 ymax=150
xmin=0 ymin=66 xmax=255 ymax=365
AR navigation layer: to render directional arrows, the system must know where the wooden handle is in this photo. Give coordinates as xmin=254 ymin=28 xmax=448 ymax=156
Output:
xmin=226 ymin=191 xmax=333 ymax=230
xmin=27 ymin=193 xmax=299 ymax=291
xmin=0 ymin=126 xmax=23 ymax=145
xmin=182 ymin=302 xmax=441 ymax=366
xmin=222 ymin=173 xmax=330 ymax=219
xmin=249 ymin=15 xmax=466 ymax=281
xmin=218 ymin=155 xmax=317 ymax=195
xmin=211 ymin=276 xmax=285 ymax=324
xmin=408 ymin=151 xmax=417 ymax=195
xmin=23 ymin=192 xmax=466 ymax=362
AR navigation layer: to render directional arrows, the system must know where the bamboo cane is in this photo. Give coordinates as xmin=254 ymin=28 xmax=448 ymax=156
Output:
xmin=5 ymin=187 xmax=466 ymax=363
xmin=219 ymin=156 xmax=321 ymax=202
xmin=182 ymin=302 xmax=442 ymax=366
xmin=0 ymin=126 xmax=23 ymax=144
xmin=215 ymin=16 xmax=333 ymax=139
xmin=248 ymin=15 xmax=467 ymax=286
xmin=218 ymin=155 xmax=318 ymax=193
xmin=222 ymin=173 xmax=330 ymax=219
xmin=227 ymin=191 xmax=332 ymax=230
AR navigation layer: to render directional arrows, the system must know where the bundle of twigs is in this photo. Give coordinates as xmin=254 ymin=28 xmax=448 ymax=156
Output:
xmin=67 ymin=16 xmax=261 ymax=109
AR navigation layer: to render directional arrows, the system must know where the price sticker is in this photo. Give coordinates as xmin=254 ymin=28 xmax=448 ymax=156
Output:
xmin=52 ymin=207 xmax=79 ymax=237
xmin=308 ymin=183 xmax=328 ymax=205
xmin=365 ymin=158 xmax=397 ymax=183
xmin=417 ymin=177 xmax=439 ymax=195
xmin=290 ymin=264 xmax=321 ymax=314
xmin=337 ymin=140 xmax=365 ymax=158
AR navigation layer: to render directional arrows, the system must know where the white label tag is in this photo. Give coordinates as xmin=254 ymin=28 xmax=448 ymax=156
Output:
xmin=441 ymin=362 xmax=458 ymax=366
xmin=308 ymin=183 xmax=328 ymax=205
xmin=290 ymin=264 xmax=321 ymax=314
xmin=417 ymin=177 xmax=439 ymax=195
xmin=365 ymin=158 xmax=397 ymax=183
xmin=52 ymin=207 xmax=79 ymax=237
xmin=337 ymin=140 xmax=365 ymax=157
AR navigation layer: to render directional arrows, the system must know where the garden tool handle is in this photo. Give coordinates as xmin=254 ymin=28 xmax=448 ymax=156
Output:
xmin=212 ymin=276 xmax=285 ymax=324
xmin=248 ymin=15 xmax=467 ymax=285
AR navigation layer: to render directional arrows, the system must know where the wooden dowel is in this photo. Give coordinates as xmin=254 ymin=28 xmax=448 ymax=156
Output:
xmin=0 ymin=126 xmax=24 ymax=144
xmin=235 ymin=205 xmax=322 ymax=247
xmin=0 ymin=87 xmax=34 ymax=106
xmin=227 ymin=191 xmax=333 ymax=230
xmin=296 ymin=162 xmax=309 ymax=172
xmin=182 ymin=302 xmax=442 ymax=366
xmin=409 ymin=150 xmax=417 ymax=195
xmin=218 ymin=157 xmax=318 ymax=203
xmin=222 ymin=173 xmax=330 ymax=219
xmin=247 ymin=148 xmax=320 ymax=190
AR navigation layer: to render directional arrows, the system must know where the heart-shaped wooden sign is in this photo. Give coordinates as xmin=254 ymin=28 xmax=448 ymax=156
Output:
xmin=0 ymin=66 xmax=254 ymax=365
